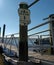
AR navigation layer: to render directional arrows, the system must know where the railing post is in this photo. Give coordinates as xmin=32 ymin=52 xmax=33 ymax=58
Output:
xmin=49 ymin=14 xmax=54 ymax=54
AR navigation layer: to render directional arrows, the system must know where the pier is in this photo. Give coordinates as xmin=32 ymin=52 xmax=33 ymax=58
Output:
xmin=0 ymin=14 xmax=54 ymax=64
xmin=0 ymin=0 xmax=54 ymax=65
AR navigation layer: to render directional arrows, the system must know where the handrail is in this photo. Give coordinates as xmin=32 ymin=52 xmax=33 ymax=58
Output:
xmin=28 ymin=29 xmax=50 ymax=37
xmin=28 ymin=21 xmax=49 ymax=31
xmin=5 ymin=29 xmax=50 ymax=37
xmin=5 ymin=21 xmax=51 ymax=37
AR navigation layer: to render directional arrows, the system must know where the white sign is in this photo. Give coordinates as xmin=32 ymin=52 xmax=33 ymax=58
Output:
xmin=18 ymin=8 xmax=31 ymax=25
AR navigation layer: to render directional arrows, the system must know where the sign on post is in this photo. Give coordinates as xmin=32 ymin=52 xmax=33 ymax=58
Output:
xmin=18 ymin=8 xmax=31 ymax=25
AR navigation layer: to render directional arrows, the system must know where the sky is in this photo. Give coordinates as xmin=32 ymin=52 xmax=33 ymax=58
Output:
xmin=0 ymin=0 xmax=54 ymax=37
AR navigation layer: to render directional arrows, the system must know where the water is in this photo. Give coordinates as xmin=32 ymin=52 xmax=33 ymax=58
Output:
xmin=0 ymin=37 xmax=51 ymax=56
xmin=1 ymin=37 xmax=36 ymax=47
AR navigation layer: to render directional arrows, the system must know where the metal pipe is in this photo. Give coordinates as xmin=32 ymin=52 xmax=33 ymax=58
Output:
xmin=28 ymin=21 xmax=50 ymax=31
xmin=28 ymin=0 xmax=39 ymax=8
xmin=5 ymin=21 xmax=50 ymax=36
xmin=28 ymin=29 xmax=50 ymax=37
xmin=6 ymin=33 xmax=19 ymax=36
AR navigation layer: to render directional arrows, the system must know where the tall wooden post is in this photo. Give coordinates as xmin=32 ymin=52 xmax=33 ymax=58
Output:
xmin=18 ymin=0 xmax=39 ymax=62
xmin=18 ymin=2 xmax=30 ymax=61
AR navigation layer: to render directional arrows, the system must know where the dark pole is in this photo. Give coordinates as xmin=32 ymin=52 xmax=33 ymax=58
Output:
xmin=2 ymin=24 xmax=6 ymax=43
xmin=0 ymin=27 xmax=1 ymax=37
xmin=18 ymin=3 xmax=29 ymax=62
xmin=28 ymin=0 xmax=39 ymax=8
xmin=18 ymin=0 xmax=39 ymax=62
xmin=19 ymin=25 xmax=28 ymax=61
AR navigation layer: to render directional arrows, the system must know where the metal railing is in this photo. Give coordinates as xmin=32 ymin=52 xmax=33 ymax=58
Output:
xmin=0 ymin=19 xmax=53 ymax=58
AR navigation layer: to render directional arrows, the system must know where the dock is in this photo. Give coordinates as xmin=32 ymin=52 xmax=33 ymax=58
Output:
xmin=0 ymin=43 xmax=54 ymax=65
